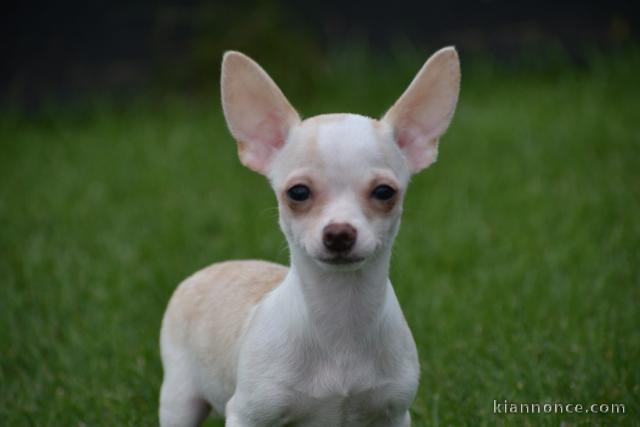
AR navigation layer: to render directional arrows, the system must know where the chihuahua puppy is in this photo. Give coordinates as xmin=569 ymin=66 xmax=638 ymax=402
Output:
xmin=160 ymin=47 xmax=460 ymax=427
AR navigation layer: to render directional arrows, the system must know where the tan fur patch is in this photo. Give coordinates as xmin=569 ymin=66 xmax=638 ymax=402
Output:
xmin=164 ymin=260 xmax=287 ymax=350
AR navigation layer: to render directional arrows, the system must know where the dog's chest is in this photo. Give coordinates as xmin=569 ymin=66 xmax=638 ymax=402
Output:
xmin=296 ymin=389 xmax=393 ymax=427
xmin=288 ymin=356 xmax=407 ymax=426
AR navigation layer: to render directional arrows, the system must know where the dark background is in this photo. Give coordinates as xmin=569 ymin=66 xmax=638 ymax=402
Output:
xmin=2 ymin=0 xmax=638 ymax=107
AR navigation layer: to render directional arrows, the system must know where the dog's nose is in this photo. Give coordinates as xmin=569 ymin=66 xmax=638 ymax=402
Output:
xmin=322 ymin=223 xmax=357 ymax=253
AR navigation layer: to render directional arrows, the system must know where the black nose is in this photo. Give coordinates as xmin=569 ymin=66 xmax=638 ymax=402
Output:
xmin=322 ymin=223 xmax=357 ymax=253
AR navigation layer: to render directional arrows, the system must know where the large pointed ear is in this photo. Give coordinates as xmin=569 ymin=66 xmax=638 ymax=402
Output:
xmin=221 ymin=51 xmax=300 ymax=174
xmin=382 ymin=47 xmax=460 ymax=174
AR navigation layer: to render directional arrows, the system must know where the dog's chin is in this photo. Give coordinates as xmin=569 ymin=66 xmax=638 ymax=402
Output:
xmin=314 ymin=254 xmax=367 ymax=271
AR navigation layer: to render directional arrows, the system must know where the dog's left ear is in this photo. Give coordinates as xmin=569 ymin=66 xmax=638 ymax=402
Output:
xmin=383 ymin=47 xmax=460 ymax=174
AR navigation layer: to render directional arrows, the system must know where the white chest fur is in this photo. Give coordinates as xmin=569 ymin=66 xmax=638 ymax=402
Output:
xmin=226 ymin=264 xmax=420 ymax=426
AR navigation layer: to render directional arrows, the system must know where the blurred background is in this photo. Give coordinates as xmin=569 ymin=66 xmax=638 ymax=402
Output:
xmin=1 ymin=1 xmax=639 ymax=426
xmin=2 ymin=0 xmax=639 ymax=106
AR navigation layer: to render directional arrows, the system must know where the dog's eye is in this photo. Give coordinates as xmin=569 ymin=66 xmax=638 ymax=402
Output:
xmin=287 ymin=185 xmax=311 ymax=202
xmin=371 ymin=185 xmax=396 ymax=201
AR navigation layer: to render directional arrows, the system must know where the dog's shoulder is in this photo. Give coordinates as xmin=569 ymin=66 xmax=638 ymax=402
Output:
xmin=162 ymin=260 xmax=288 ymax=345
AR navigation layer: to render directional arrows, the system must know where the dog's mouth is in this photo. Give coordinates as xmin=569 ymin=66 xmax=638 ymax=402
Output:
xmin=316 ymin=255 xmax=366 ymax=266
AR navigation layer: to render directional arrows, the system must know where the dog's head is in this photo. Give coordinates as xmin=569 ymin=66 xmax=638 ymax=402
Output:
xmin=221 ymin=49 xmax=460 ymax=270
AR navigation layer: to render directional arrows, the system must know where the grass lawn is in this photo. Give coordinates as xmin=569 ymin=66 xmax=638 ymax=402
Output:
xmin=1 ymin=50 xmax=639 ymax=426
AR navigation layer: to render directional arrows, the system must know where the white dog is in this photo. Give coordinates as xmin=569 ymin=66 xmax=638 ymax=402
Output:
xmin=159 ymin=47 xmax=460 ymax=427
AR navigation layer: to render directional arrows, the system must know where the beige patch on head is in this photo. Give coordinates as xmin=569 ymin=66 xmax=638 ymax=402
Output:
xmin=370 ymin=118 xmax=384 ymax=131
xmin=275 ymin=121 xmax=326 ymax=218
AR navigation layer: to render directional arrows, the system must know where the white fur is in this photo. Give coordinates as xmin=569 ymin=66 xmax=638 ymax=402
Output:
xmin=160 ymin=48 xmax=461 ymax=427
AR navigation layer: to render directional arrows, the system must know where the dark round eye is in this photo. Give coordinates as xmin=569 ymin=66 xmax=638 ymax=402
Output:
xmin=371 ymin=185 xmax=396 ymax=201
xmin=287 ymin=184 xmax=311 ymax=202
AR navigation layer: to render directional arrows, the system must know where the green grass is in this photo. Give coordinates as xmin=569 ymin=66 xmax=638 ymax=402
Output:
xmin=1 ymin=50 xmax=639 ymax=426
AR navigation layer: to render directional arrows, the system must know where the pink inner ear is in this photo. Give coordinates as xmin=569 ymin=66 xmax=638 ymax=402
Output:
xmin=394 ymin=116 xmax=421 ymax=148
xmin=239 ymin=110 xmax=289 ymax=172
xmin=394 ymin=124 xmax=439 ymax=172
xmin=246 ymin=111 xmax=287 ymax=148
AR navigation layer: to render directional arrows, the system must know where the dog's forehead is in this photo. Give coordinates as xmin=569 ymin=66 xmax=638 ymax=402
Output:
xmin=311 ymin=113 xmax=380 ymax=153
xmin=272 ymin=113 xmax=408 ymax=184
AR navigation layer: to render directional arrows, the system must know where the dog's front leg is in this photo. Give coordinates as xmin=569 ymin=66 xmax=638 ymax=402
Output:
xmin=224 ymin=396 xmax=253 ymax=427
xmin=224 ymin=412 xmax=252 ymax=427
xmin=397 ymin=411 xmax=411 ymax=427
xmin=372 ymin=410 xmax=411 ymax=427
xmin=224 ymin=396 xmax=257 ymax=427
xmin=386 ymin=411 xmax=411 ymax=427
xmin=225 ymin=394 xmax=289 ymax=427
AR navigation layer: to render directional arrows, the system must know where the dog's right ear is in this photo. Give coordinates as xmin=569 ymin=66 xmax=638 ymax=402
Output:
xmin=221 ymin=51 xmax=300 ymax=175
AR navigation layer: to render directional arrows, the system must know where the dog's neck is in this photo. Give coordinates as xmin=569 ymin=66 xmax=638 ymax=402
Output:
xmin=287 ymin=246 xmax=393 ymax=347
